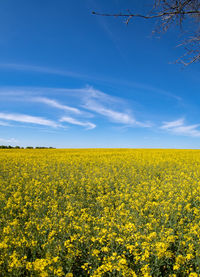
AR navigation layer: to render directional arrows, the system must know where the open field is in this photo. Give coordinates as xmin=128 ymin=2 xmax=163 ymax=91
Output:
xmin=1 ymin=149 xmax=200 ymax=276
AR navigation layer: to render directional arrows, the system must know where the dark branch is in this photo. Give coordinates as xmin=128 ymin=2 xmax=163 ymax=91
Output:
xmin=92 ymin=10 xmax=200 ymax=20
xmin=92 ymin=10 xmax=200 ymax=26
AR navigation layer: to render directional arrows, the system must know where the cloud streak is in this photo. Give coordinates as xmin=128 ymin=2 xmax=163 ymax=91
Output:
xmin=0 ymin=113 xmax=60 ymax=128
xmin=0 ymin=120 xmax=11 ymax=126
xmin=0 ymin=63 xmax=90 ymax=80
xmin=84 ymin=101 xmax=135 ymax=125
xmin=161 ymin=118 xmax=200 ymax=137
xmin=33 ymin=97 xmax=81 ymax=114
xmin=81 ymin=86 xmax=150 ymax=127
xmin=0 ymin=137 xmax=18 ymax=144
xmin=60 ymin=116 xmax=96 ymax=129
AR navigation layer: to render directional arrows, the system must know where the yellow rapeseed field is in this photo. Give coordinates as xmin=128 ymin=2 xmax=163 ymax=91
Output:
xmin=1 ymin=149 xmax=200 ymax=276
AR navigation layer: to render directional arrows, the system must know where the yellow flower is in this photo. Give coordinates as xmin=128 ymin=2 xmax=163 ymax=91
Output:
xmin=92 ymin=249 xmax=100 ymax=256
xmin=119 ymin=258 xmax=127 ymax=265
xmin=101 ymin=246 xmax=109 ymax=252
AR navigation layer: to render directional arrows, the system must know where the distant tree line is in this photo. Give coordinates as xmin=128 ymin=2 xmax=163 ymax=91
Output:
xmin=0 ymin=145 xmax=55 ymax=149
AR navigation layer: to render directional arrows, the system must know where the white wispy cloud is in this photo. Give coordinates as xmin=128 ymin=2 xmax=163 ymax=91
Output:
xmin=161 ymin=118 xmax=200 ymax=137
xmin=0 ymin=120 xmax=11 ymax=126
xmin=0 ymin=137 xmax=18 ymax=144
xmin=0 ymin=63 xmax=90 ymax=80
xmin=0 ymin=113 xmax=60 ymax=128
xmin=60 ymin=116 xmax=96 ymax=130
xmin=81 ymin=86 xmax=150 ymax=127
xmin=84 ymin=101 xmax=135 ymax=125
xmin=33 ymin=97 xmax=81 ymax=114
xmin=161 ymin=118 xmax=184 ymax=129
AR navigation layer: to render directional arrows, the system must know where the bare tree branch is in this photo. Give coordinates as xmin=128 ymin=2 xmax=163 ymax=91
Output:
xmin=92 ymin=0 xmax=200 ymax=65
xmin=92 ymin=10 xmax=200 ymax=20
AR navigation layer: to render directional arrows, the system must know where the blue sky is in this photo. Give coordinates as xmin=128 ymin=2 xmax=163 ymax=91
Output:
xmin=0 ymin=0 xmax=200 ymax=148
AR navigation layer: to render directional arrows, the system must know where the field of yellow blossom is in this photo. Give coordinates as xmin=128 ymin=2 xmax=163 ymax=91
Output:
xmin=1 ymin=149 xmax=200 ymax=276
